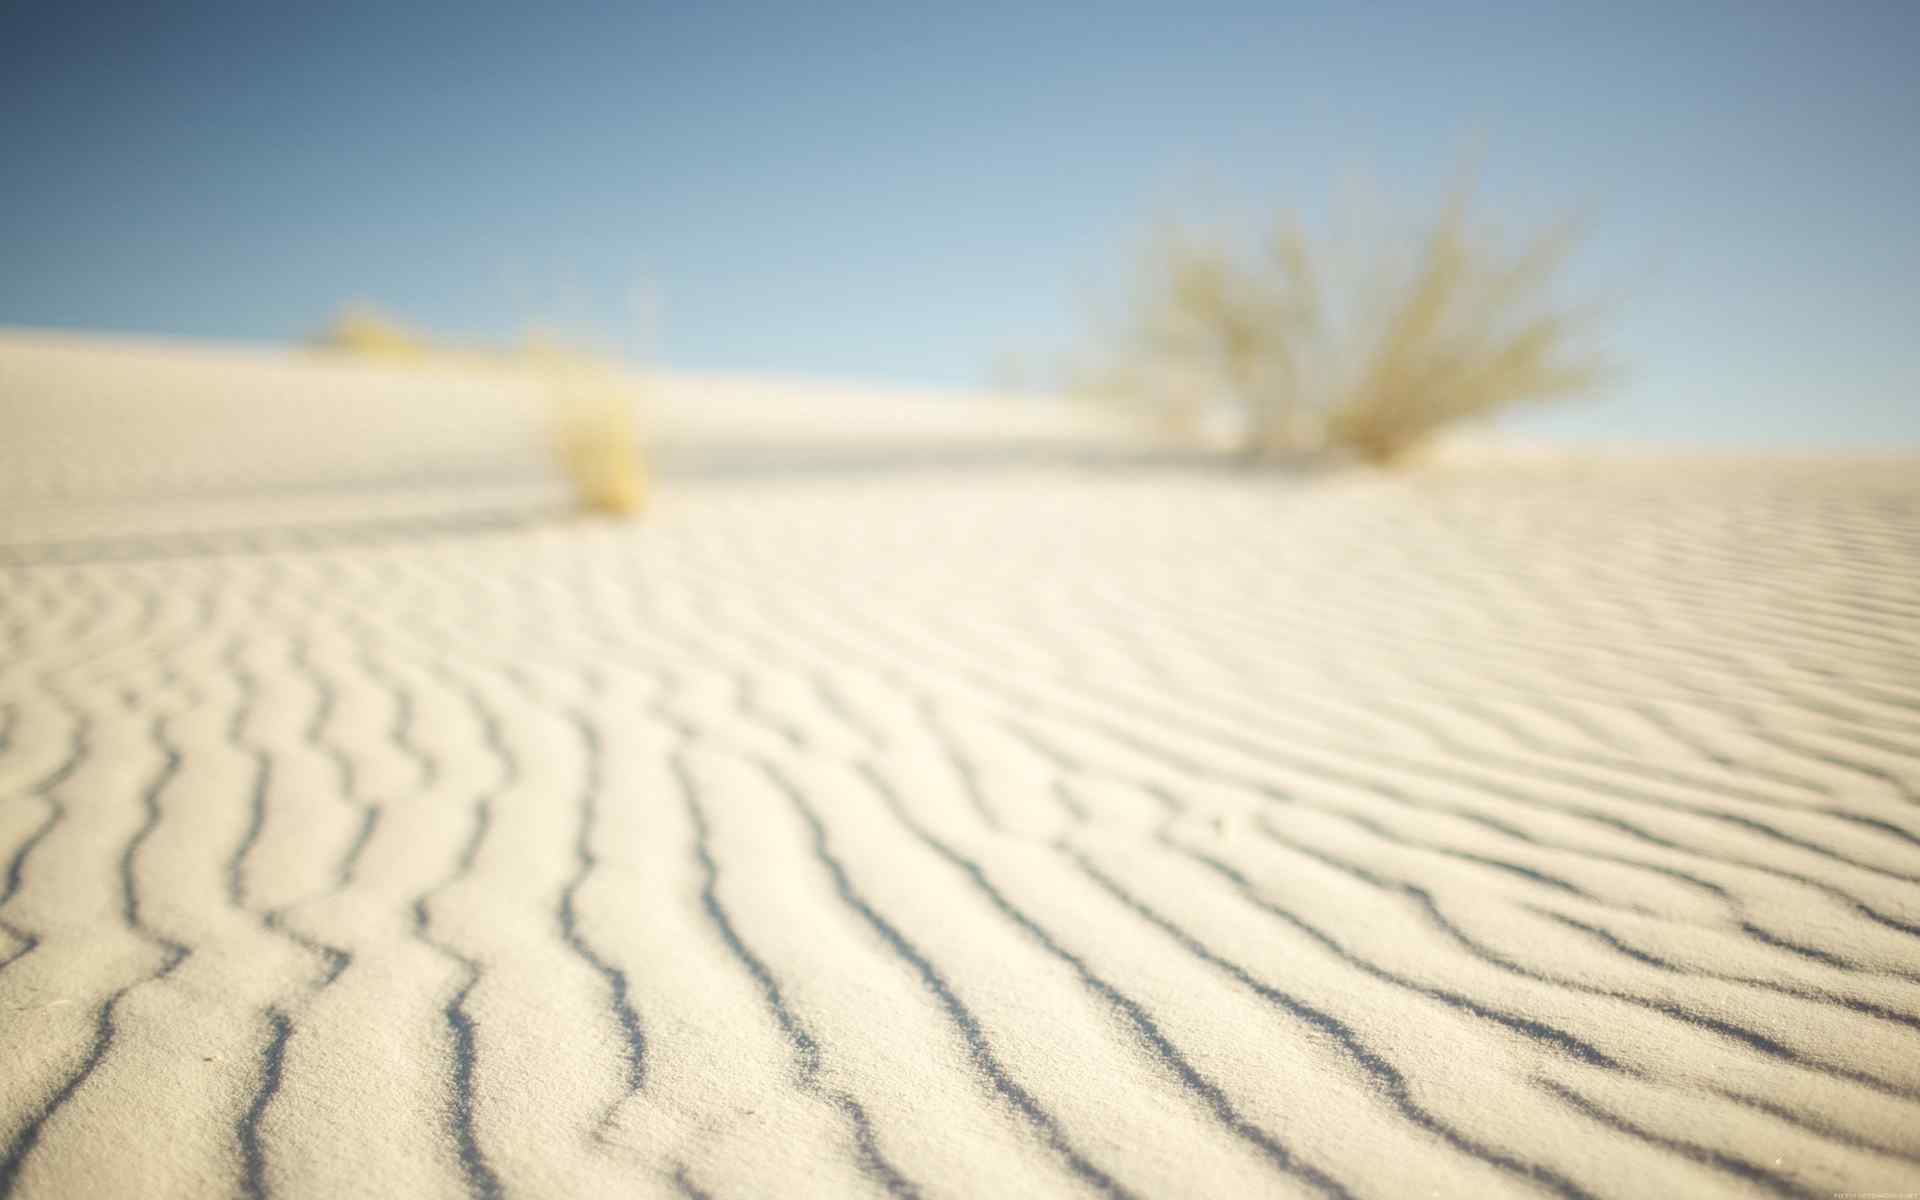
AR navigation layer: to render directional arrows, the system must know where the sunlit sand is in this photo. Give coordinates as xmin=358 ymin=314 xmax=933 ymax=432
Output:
xmin=2 ymin=331 xmax=1917 ymax=1198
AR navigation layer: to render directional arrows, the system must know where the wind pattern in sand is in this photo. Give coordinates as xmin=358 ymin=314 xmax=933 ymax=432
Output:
xmin=2 ymin=459 xmax=1918 ymax=1198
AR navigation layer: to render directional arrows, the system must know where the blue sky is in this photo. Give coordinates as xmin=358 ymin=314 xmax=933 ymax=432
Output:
xmin=4 ymin=1 xmax=1916 ymax=444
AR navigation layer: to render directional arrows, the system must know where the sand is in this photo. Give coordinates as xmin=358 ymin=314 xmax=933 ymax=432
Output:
xmin=2 ymin=332 xmax=1918 ymax=1198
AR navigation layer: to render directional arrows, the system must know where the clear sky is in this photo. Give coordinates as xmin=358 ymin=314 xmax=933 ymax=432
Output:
xmin=5 ymin=1 xmax=1916 ymax=445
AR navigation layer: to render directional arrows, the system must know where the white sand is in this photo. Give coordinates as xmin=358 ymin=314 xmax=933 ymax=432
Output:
xmin=2 ymin=332 xmax=1918 ymax=1198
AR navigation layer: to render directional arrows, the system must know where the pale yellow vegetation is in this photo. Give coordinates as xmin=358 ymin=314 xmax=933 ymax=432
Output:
xmin=311 ymin=307 xmax=647 ymax=515
xmin=1081 ymin=174 xmax=1615 ymax=464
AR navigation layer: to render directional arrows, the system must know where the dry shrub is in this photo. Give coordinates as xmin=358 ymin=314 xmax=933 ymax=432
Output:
xmin=311 ymin=306 xmax=435 ymax=360
xmin=522 ymin=335 xmax=647 ymax=517
xmin=312 ymin=307 xmax=647 ymax=515
xmin=1082 ymin=175 xmax=1614 ymax=464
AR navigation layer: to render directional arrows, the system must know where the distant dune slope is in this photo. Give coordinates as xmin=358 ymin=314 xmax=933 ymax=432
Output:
xmin=0 ymin=330 xmax=1132 ymax=545
xmin=1 ymin=333 xmax=1918 ymax=1198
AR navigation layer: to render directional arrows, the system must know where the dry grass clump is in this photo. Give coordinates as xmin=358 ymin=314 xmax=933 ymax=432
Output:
xmin=312 ymin=306 xmax=437 ymax=360
xmin=311 ymin=307 xmax=647 ymax=515
xmin=1080 ymin=176 xmax=1614 ymax=464
xmin=522 ymin=334 xmax=647 ymax=517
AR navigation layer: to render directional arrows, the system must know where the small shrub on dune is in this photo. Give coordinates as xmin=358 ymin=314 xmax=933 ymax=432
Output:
xmin=310 ymin=306 xmax=435 ymax=360
xmin=311 ymin=308 xmax=647 ymax=516
xmin=1080 ymin=174 xmax=1615 ymax=465
xmin=522 ymin=335 xmax=648 ymax=517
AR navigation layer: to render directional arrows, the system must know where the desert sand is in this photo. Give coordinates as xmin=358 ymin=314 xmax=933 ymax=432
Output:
xmin=2 ymin=331 xmax=1918 ymax=1198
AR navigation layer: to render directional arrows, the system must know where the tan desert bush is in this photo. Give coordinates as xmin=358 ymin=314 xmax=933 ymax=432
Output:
xmin=311 ymin=306 xmax=436 ymax=360
xmin=312 ymin=307 xmax=647 ymax=515
xmin=519 ymin=333 xmax=647 ymax=517
xmin=1081 ymin=175 xmax=1614 ymax=464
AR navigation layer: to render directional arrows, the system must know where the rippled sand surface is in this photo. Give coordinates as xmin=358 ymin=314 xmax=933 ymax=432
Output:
xmin=3 ymin=333 xmax=1918 ymax=1198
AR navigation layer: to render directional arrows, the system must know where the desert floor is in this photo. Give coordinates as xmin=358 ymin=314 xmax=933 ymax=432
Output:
xmin=2 ymin=332 xmax=1918 ymax=1198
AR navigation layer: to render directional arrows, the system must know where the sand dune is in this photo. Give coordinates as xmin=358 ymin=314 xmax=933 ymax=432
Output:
xmin=2 ymin=333 xmax=1918 ymax=1198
